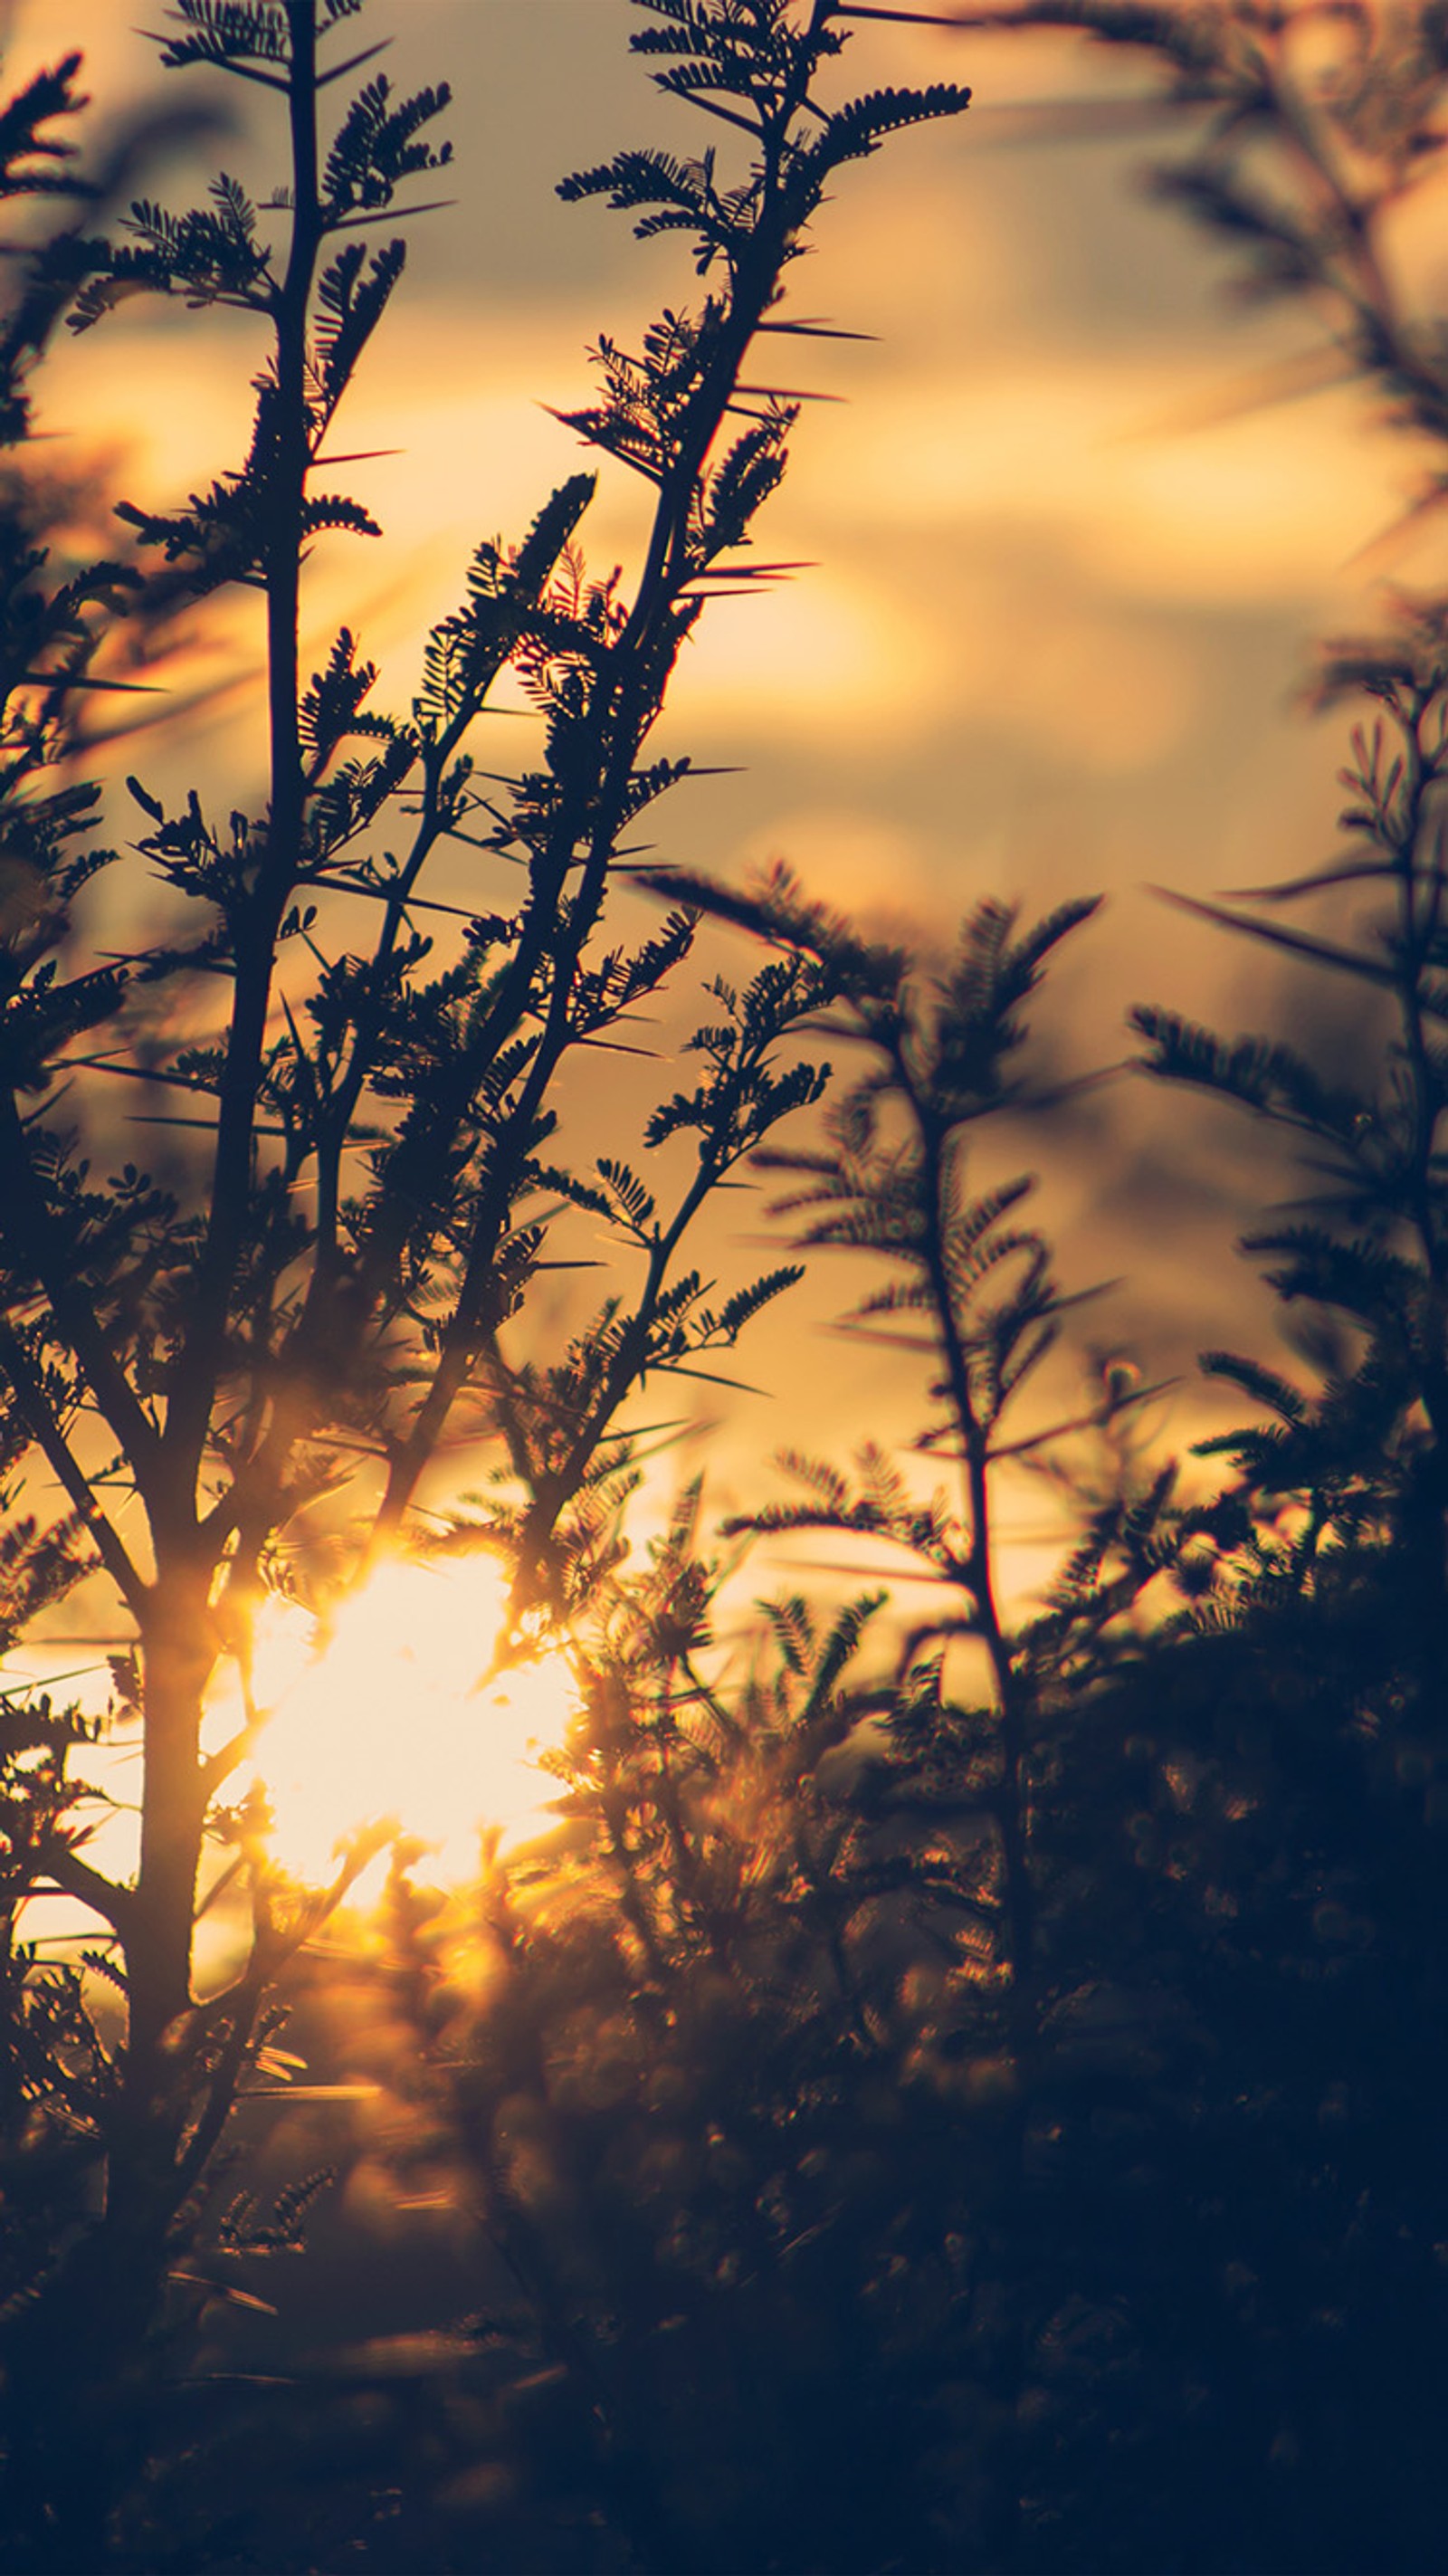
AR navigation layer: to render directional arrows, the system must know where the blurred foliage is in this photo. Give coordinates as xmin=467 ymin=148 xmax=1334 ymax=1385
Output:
xmin=93 ymin=880 xmax=1448 ymax=2574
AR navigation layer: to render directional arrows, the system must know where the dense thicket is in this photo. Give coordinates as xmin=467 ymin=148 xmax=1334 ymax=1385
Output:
xmin=1 ymin=4 xmax=1446 ymax=2571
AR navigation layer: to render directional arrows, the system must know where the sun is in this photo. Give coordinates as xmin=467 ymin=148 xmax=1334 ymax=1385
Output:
xmin=221 ymin=1556 xmax=577 ymax=1890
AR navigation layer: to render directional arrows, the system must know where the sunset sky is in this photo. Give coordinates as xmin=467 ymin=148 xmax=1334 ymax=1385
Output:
xmin=5 ymin=32 xmax=1441 ymax=2553
xmin=5 ymin=0 xmax=1435 ymax=1497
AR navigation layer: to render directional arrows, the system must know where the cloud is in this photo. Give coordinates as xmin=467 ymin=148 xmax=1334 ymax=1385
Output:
xmin=796 ymin=359 xmax=1397 ymax=608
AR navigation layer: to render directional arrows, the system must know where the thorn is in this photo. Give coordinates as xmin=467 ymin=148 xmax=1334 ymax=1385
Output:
xmin=757 ymin=318 xmax=877 ymax=341
xmin=835 ymin=5 xmax=966 ymax=24
xmin=317 ymin=38 xmax=393 ymax=88
xmin=327 ymin=197 xmax=456 ymax=231
xmin=310 ymin=449 xmax=405 ymax=466
xmin=17 ymin=673 xmax=163 ymax=692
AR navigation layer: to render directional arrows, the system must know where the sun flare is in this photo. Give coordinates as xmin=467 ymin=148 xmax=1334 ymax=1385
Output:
xmin=218 ymin=1557 xmax=577 ymax=1890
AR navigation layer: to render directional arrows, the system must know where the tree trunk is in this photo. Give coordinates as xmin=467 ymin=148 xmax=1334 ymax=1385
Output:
xmin=1 ymin=1578 xmax=216 ymax=2569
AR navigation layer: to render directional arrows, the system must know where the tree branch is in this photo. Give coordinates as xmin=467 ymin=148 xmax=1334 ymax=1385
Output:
xmin=0 ymin=1322 xmax=148 ymax=1618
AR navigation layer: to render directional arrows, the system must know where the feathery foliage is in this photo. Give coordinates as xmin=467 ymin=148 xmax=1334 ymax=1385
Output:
xmin=0 ymin=4 xmax=969 ymax=2563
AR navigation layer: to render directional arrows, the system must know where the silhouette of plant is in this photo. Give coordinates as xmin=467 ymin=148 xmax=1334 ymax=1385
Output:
xmin=315 ymin=872 xmax=1247 ymax=2575
xmin=9 ymin=5 xmax=1448 ymax=2571
xmin=974 ymin=0 xmax=1448 ymax=1707
xmin=0 ymin=1 xmax=969 ymax=2562
xmin=357 ymin=13 xmax=1448 ymax=2564
xmin=929 ymin=8 xmax=1448 ymax=2564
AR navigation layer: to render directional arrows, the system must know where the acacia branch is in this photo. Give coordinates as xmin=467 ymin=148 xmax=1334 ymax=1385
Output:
xmin=162 ymin=1 xmax=324 ymax=1503
xmin=0 ymin=1322 xmax=148 ymax=1618
xmin=35 ymin=1837 xmax=137 ymax=1939
xmin=0 ymin=1098 xmax=163 ymax=1515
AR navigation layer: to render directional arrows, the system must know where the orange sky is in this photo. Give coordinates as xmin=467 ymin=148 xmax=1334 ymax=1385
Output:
xmin=3 ymin=0 xmax=1434 ymax=1505
xmin=7 ymin=0 xmax=1443 ymax=1895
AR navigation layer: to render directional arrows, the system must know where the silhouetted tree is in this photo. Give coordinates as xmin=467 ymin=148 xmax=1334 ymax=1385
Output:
xmin=12 ymin=5 xmax=1448 ymax=2572
xmin=0 ymin=3 xmax=967 ymax=2563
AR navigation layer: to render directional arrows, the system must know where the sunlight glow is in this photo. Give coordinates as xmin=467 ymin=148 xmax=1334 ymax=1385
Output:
xmin=227 ymin=1558 xmax=577 ymax=1890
